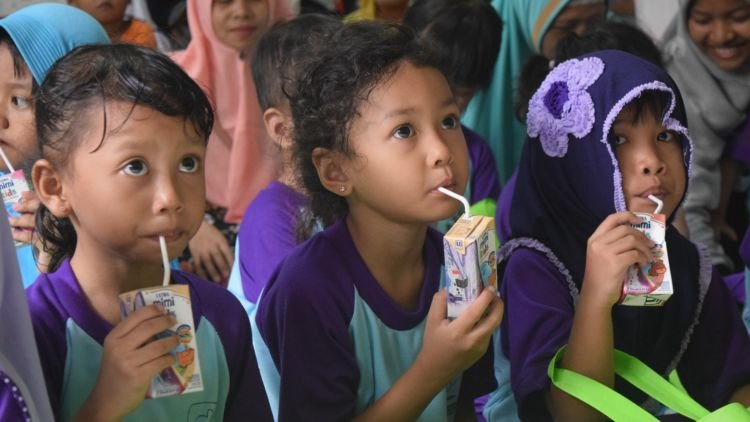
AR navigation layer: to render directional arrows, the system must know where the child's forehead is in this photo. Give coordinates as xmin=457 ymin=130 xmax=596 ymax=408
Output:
xmin=0 ymin=43 xmax=32 ymax=84
xmin=81 ymin=101 xmax=206 ymax=150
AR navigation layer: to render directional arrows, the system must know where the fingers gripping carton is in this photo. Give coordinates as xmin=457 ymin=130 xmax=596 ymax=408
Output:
xmin=620 ymin=204 xmax=673 ymax=307
xmin=118 ymin=237 xmax=203 ymax=398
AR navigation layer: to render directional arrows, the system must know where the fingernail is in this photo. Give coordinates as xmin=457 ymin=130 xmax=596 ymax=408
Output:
xmin=487 ymin=284 xmax=497 ymax=294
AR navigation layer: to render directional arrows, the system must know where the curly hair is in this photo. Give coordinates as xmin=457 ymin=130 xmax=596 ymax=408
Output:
xmin=290 ymin=22 xmax=442 ymax=230
xmin=35 ymin=43 xmax=214 ymax=272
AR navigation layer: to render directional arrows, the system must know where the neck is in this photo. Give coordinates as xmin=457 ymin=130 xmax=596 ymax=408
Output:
xmin=70 ymin=239 xmax=166 ymax=325
xmin=346 ymin=205 xmax=427 ymax=310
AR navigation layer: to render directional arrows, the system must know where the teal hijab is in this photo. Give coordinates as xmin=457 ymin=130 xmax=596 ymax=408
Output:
xmin=461 ymin=0 xmax=573 ymax=183
xmin=0 ymin=3 xmax=109 ymax=85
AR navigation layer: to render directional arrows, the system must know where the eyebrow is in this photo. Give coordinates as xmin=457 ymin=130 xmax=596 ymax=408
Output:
xmin=692 ymin=5 xmax=750 ymax=16
xmin=382 ymin=97 xmax=456 ymax=120
xmin=2 ymin=80 xmax=31 ymax=90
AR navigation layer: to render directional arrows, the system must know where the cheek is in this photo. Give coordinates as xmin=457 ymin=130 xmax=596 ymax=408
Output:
xmin=251 ymin=3 xmax=270 ymax=25
xmin=687 ymin=22 xmax=711 ymax=45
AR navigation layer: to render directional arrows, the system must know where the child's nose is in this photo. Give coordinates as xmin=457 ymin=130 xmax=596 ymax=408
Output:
xmin=426 ymin=131 xmax=453 ymax=167
xmin=0 ymin=107 xmax=9 ymax=130
xmin=639 ymin=149 xmax=666 ymax=176
xmin=153 ymin=177 xmax=184 ymax=214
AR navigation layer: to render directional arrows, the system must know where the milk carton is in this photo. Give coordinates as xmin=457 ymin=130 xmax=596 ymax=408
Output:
xmin=119 ymin=266 xmax=203 ymax=399
xmin=0 ymin=170 xmax=31 ymax=247
xmin=443 ymin=215 xmax=498 ymax=319
xmin=619 ymin=212 xmax=673 ymax=307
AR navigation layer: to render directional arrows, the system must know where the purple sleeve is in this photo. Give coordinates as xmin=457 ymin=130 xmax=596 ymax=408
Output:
xmin=464 ymin=126 xmax=501 ymax=205
xmin=727 ymin=117 xmax=750 ymax=167
xmin=256 ymin=249 xmax=360 ymax=421
xmin=237 ymin=187 xmax=302 ymax=303
xmin=25 ymin=276 xmax=67 ymax=417
xmin=500 ymin=248 xmax=573 ymax=419
xmin=677 ymin=270 xmax=750 ymax=409
xmin=184 ymin=274 xmax=272 ymax=420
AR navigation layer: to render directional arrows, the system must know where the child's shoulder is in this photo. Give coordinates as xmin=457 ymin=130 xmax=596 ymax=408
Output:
xmin=174 ymin=270 xmax=246 ymax=316
xmin=26 ymin=261 xmax=77 ymax=320
xmin=240 ymin=181 xmax=307 ymax=228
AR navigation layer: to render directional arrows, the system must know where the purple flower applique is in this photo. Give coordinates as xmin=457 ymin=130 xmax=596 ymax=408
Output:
xmin=527 ymin=57 xmax=604 ymax=157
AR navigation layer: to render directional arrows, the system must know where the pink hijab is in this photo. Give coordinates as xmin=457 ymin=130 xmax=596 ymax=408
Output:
xmin=171 ymin=0 xmax=294 ymax=224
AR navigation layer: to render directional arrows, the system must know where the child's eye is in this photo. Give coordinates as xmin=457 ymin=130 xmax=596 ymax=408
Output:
xmin=441 ymin=116 xmax=459 ymax=130
xmin=11 ymin=96 xmax=31 ymax=109
xmin=611 ymin=135 xmax=627 ymax=146
xmin=657 ymin=131 xmax=677 ymax=143
xmin=179 ymin=156 xmax=200 ymax=173
xmin=123 ymin=160 xmax=148 ymax=176
xmin=393 ymin=125 xmax=415 ymax=140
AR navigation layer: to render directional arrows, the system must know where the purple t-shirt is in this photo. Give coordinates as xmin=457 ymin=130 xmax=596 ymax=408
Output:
xmin=464 ymin=125 xmax=501 ymax=205
xmin=26 ymin=260 xmax=272 ymax=421
xmin=255 ymin=220 xmax=496 ymax=420
xmin=727 ymin=116 xmax=750 ymax=167
xmin=235 ymin=181 xmax=307 ymax=303
xmin=501 ymin=248 xmax=750 ymax=419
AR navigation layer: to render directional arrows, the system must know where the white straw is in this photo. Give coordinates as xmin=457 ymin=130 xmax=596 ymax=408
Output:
xmin=0 ymin=146 xmax=14 ymax=173
xmin=437 ymin=187 xmax=471 ymax=219
xmin=647 ymin=195 xmax=663 ymax=214
xmin=159 ymin=235 xmax=170 ymax=286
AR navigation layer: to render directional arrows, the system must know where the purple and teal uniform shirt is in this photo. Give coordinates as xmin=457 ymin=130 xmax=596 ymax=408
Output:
xmin=26 ymin=260 xmax=272 ymax=421
xmin=253 ymin=220 xmax=496 ymax=421
xmin=227 ymin=181 xmax=308 ymax=317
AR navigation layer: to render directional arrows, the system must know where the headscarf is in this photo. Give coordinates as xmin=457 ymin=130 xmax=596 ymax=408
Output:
xmin=461 ymin=0 xmax=604 ymax=183
xmin=661 ymin=0 xmax=750 ymax=269
xmin=170 ymin=0 xmax=294 ymax=224
xmin=503 ymin=50 xmax=710 ymax=402
xmin=0 ymin=3 xmax=109 ymax=85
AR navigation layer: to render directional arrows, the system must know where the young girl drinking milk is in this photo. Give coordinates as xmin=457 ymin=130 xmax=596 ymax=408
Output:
xmin=253 ymin=22 xmax=503 ymax=421
xmin=27 ymin=44 xmax=271 ymax=421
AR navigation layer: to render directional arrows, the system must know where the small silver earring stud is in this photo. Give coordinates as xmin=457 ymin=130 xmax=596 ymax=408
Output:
xmin=338 ymin=186 xmax=345 ymax=193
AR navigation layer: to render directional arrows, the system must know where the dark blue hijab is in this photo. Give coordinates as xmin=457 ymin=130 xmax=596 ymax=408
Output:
xmin=504 ymin=50 xmax=710 ymax=403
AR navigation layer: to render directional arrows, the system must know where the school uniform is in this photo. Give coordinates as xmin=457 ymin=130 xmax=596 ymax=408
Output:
xmin=253 ymin=220 xmax=496 ymax=421
xmin=227 ymin=181 xmax=308 ymax=316
xmin=27 ymin=260 xmax=272 ymax=421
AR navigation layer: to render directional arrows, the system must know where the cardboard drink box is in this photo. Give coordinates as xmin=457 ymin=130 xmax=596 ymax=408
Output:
xmin=619 ymin=212 xmax=673 ymax=307
xmin=119 ymin=285 xmax=203 ymax=398
xmin=0 ymin=170 xmax=30 ymax=247
xmin=443 ymin=215 xmax=498 ymax=319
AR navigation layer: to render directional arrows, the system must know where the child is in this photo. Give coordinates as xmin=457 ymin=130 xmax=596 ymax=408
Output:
xmin=69 ymin=0 xmax=157 ymax=48
xmin=227 ymin=14 xmax=342 ymax=316
xmin=403 ymin=0 xmax=502 ymax=222
xmin=170 ymin=0 xmax=293 ymax=284
xmin=0 ymin=3 xmax=109 ymax=287
xmin=497 ymin=20 xmax=665 ymax=243
xmin=499 ymin=50 xmax=750 ymax=420
xmin=252 ymin=22 xmax=504 ymax=421
xmin=27 ymin=44 xmax=271 ymax=421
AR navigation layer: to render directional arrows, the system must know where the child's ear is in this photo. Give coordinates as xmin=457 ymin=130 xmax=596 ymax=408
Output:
xmin=311 ymin=147 xmax=350 ymax=196
xmin=32 ymin=159 xmax=71 ymax=218
xmin=263 ymin=107 xmax=291 ymax=149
